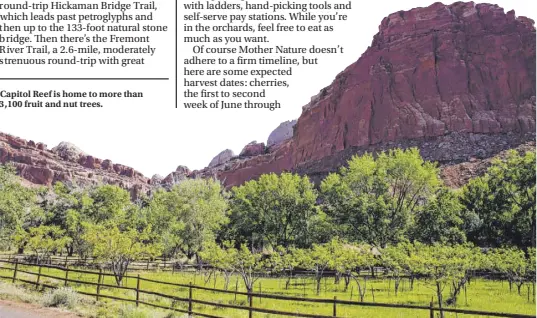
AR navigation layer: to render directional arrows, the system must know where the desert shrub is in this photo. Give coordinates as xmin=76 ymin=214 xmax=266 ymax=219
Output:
xmin=42 ymin=287 xmax=79 ymax=309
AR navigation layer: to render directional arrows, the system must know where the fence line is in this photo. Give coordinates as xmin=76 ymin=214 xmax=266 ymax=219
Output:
xmin=0 ymin=260 xmax=534 ymax=318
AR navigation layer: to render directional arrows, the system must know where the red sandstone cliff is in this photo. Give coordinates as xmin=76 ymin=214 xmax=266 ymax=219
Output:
xmin=184 ymin=1 xmax=535 ymax=187
xmin=1 ymin=2 xmax=535 ymax=192
xmin=0 ymin=132 xmax=151 ymax=199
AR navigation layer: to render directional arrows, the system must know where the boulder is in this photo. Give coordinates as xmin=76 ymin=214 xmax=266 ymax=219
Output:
xmin=208 ymin=149 xmax=235 ymax=168
xmin=240 ymin=141 xmax=266 ymax=157
xmin=267 ymin=120 xmax=296 ymax=147
xmin=52 ymin=142 xmax=85 ymax=162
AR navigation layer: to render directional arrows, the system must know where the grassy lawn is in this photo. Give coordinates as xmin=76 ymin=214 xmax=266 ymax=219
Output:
xmin=0 ymin=263 xmax=535 ymax=318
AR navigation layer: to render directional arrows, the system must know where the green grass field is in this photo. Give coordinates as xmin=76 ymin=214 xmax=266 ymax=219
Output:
xmin=0 ymin=263 xmax=535 ymax=318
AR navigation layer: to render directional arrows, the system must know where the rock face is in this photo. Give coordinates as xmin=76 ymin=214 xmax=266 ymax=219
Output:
xmin=208 ymin=149 xmax=235 ymax=168
xmin=240 ymin=142 xmax=266 ymax=157
xmin=267 ymin=120 xmax=297 ymax=147
xmin=0 ymin=132 xmax=151 ymax=199
xmin=187 ymin=2 xmax=536 ymax=188
xmin=293 ymin=2 xmax=535 ymax=165
xmin=1 ymin=2 xmax=535 ymax=194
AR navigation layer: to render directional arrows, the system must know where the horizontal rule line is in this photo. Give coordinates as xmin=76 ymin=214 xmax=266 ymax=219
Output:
xmin=0 ymin=78 xmax=170 ymax=81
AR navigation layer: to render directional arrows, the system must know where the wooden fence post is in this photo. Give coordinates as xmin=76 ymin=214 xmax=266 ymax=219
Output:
xmin=333 ymin=296 xmax=337 ymax=317
xmin=96 ymin=269 xmax=102 ymax=301
xmin=36 ymin=265 xmax=42 ymax=290
xmin=12 ymin=260 xmax=18 ymax=284
xmin=188 ymin=282 xmax=193 ymax=317
xmin=136 ymin=274 xmax=141 ymax=307
xmin=64 ymin=266 xmax=69 ymax=287
xmin=430 ymin=298 xmax=434 ymax=318
xmin=64 ymin=255 xmax=68 ymax=268
xmin=248 ymin=290 xmax=253 ymax=318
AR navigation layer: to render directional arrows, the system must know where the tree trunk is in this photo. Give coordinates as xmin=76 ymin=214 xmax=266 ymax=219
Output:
xmin=436 ymin=282 xmax=444 ymax=318
xmin=334 ymin=272 xmax=341 ymax=284
xmin=394 ymin=277 xmax=400 ymax=296
xmin=344 ymin=274 xmax=351 ymax=292
xmin=517 ymin=282 xmax=523 ymax=296
xmin=285 ymin=272 xmax=292 ymax=290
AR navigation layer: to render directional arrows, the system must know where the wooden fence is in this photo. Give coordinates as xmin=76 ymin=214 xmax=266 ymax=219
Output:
xmin=0 ymin=260 xmax=534 ymax=318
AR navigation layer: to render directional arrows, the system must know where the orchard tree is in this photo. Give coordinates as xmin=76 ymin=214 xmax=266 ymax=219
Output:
xmin=462 ymin=151 xmax=536 ymax=248
xmin=199 ymin=241 xmax=237 ymax=290
xmin=408 ymin=244 xmax=477 ymax=317
xmin=321 ymin=149 xmax=440 ymax=247
xmin=297 ymin=239 xmax=341 ymax=295
xmin=488 ymin=247 xmax=528 ymax=295
xmin=13 ymin=225 xmax=71 ymax=264
xmin=228 ymin=173 xmax=321 ymax=250
xmin=231 ymin=244 xmax=265 ymax=296
xmin=147 ymin=178 xmax=228 ymax=260
xmin=381 ymin=243 xmax=410 ymax=296
xmin=84 ymin=222 xmax=162 ymax=286
xmin=334 ymin=243 xmax=375 ymax=299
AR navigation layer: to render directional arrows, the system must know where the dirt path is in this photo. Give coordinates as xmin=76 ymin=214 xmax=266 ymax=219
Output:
xmin=0 ymin=300 xmax=80 ymax=318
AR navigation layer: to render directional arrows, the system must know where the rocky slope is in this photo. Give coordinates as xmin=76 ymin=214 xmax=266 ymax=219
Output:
xmin=162 ymin=1 xmax=535 ymax=188
xmin=1 ymin=2 xmax=535 ymax=193
xmin=0 ymin=132 xmax=151 ymax=199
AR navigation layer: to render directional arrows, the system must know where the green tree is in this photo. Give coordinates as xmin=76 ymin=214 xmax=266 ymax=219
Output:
xmin=462 ymin=151 xmax=536 ymax=248
xmin=334 ymin=243 xmax=376 ymax=299
xmin=87 ymin=184 xmax=132 ymax=223
xmin=199 ymin=241 xmax=237 ymax=290
xmin=321 ymin=149 xmax=440 ymax=247
xmin=83 ymin=222 xmax=161 ymax=286
xmin=147 ymin=178 xmax=228 ymax=260
xmin=297 ymin=239 xmax=340 ymax=295
xmin=488 ymin=247 xmax=528 ymax=295
xmin=230 ymin=244 xmax=265 ymax=296
xmin=0 ymin=164 xmax=45 ymax=252
xmin=43 ymin=183 xmax=94 ymax=257
xmin=229 ymin=173 xmax=321 ymax=250
xmin=408 ymin=243 xmax=478 ymax=317
xmin=13 ymin=225 xmax=71 ymax=264
xmin=413 ymin=188 xmax=466 ymax=244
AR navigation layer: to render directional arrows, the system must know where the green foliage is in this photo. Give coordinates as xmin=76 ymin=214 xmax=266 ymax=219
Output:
xmin=42 ymin=287 xmax=79 ymax=309
xmin=44 ymin=182 xmax=93 ymax=258
xmin=228 ymin=172 xmax=322 ymax=249
xmin=13 ymin=225 xmax=71 ymax=263
xmin=88 ymin=184 xmax=132 ymax=223
xmin=321 ymin=148 xmax=441 ymax=247
xmin=147 ymin=178 xmax=228 ymax=259
xmin=84 ymin=222 xmax=161 ymax=285
xmin=487 ymin=247 xmax=530 ymax=294
xmin=413 ymin=188 xmax=466 ymax=244
xmin=462 ymin=151 xmax=536 ymax=248
xmin=0 ymin=164 xmax=45 ymax=249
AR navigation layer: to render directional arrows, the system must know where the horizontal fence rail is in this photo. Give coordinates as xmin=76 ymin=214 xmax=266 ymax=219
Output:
xmin=0 ymin=259 xmax=534 ymax=318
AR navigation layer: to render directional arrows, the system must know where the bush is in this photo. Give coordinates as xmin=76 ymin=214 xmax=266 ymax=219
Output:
xmin=42 ymin=287 xmax=79 ymax=309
